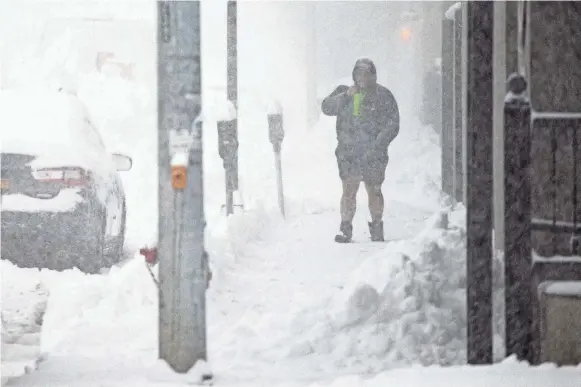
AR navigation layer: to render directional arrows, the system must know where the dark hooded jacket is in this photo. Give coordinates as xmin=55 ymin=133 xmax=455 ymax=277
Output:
xmin=321 ymin=59 xmax=399 ymax=159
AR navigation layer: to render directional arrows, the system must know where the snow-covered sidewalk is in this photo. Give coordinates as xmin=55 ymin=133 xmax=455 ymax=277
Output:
xmin=5 ymin=203 xmax=581 ymax=387
xmin=4 ymin=196 xmax=431 ymax=386
xmin=1 ymin=264 xmax=49 ymax=385
xmin=205 ymin=200 xmax=434 ymax=382
xmin=3 ymin=101 xmax=578 ymax=387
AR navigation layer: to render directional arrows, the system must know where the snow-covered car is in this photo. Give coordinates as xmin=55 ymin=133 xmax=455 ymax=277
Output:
xmin=0 ymin=89 xmax=132 ymax=273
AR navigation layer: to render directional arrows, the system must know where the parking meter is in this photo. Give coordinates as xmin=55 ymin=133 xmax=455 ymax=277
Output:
xmin=267 ymin=100 xmax=284 ymax=153
xmin=216 ymin=119 xmax=239 ymax=191
xmin=266 ymin=100 xmax=285 ymax=217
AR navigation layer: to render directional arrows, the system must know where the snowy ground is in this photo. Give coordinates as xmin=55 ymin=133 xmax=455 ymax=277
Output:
xmin=1 ymin=27 xmax=579 ymax=385
xmin=1 ymin=265 xmax=48 ymax=385
xmin=3 ymin=100 xmax=580 ymax=386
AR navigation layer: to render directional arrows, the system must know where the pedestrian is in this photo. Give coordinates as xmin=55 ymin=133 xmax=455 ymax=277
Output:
xmin=321 ymin=58 xmax=400 ymax=243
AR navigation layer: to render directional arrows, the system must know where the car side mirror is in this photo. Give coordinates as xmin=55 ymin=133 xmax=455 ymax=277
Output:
xmin=112 ymin=153 xmax=133 ymax=172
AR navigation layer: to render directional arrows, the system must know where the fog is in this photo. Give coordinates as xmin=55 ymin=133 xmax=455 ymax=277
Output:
xmin=1 ymin=0 xmax=442 ymax=132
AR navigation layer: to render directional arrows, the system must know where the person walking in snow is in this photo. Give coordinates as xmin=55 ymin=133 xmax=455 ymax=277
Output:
xmin=321 ymin=58 xmax=400 ymax=243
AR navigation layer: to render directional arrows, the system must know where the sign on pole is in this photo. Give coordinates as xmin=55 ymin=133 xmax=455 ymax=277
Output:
xmin=157 ymin=0 xmax=209 ymax=376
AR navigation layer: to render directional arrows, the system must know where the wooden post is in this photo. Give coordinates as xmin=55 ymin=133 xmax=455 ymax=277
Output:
xmin=465 ymin=1 xmax=494 ymax=365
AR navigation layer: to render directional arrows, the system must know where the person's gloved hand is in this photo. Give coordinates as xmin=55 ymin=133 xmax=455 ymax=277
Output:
xmin=346 ymin=85 xmax=360 ymax=96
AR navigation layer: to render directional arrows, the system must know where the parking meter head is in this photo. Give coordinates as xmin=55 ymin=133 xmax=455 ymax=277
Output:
xmin=216 ymin=120 xmax=238 ymax=161
xmin=267 ymin=113 xmax=284 ymax=151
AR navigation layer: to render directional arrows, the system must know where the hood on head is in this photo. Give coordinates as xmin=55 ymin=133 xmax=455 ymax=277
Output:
xmin=352 ymin=58 xmax=377 ymax=83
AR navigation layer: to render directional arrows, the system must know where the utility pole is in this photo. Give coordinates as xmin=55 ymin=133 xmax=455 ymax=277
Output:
xmin=465 ymin=0 xmax=494 ymax=365
xmin=224 ymin=0 xmax=239 ymax=215
xmin=157 ymin=0 xmax=210 ymax=377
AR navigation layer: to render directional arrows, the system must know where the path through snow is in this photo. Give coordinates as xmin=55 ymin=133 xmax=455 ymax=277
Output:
xmin=7 ymin=196 xmax=432 ymax=386
xmin=206 ymin=201 xmax=432 ymax=383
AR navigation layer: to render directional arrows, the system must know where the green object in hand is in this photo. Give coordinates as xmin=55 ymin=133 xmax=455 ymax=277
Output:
xmin=353 ymin=92 xmax=363 ymax=116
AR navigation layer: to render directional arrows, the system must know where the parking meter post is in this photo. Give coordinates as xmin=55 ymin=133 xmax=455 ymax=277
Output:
xmin=267 ymin=103 xmax=285 ymax=218
xmin=226 ymin=0 xmax=239 ymax=214
xmin=217 ymin=118 xmax=238 ymax=216
xmin=274 ymin=150 xmax=285 ymax=218
xmin=157 ymin=1 xmax=210 ymax=378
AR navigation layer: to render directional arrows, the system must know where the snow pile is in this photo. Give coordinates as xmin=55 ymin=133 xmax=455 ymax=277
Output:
xmin=301 ymin=359 xmax=581 ymax=387
xmin=284 ymin=207 xmax=504 ymax=372
xmin=39 ymin=257 xmax=157 ymax=355
xmin=1 ymin=261 xmax=49 ymax=383
xmin=145 ymin=359 xmax=212 ymax=385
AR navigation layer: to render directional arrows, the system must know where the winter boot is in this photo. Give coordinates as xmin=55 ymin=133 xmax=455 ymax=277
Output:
xmin=368 ymin=220 xmax=384 ymax=242
xmin=335 ymin=221 xmax=353 ymax=243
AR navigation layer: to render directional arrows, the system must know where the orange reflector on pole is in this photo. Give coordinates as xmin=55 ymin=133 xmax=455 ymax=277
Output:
xmin=171 ymin=165 xmax=187 ymax=189
xmin=171 ymin=152 xmax=188 ymax=190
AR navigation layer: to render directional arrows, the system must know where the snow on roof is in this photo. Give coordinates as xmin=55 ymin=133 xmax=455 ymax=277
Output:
xmin=0 ymin=89 xmax=105 ymax=172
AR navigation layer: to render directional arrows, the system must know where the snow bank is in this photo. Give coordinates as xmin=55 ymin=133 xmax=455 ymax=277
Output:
xmin=284 ymin=206 xmax=505 ymax=373
xmin=145 ymin=359 xmax=212 ymax=385
xmin=39 ymin=256 xmax=157 ymax=355
xmin=1 ymin=261 xmax=49 ymax=384
xmin=301 ymin=360 xmax=581 ymax=387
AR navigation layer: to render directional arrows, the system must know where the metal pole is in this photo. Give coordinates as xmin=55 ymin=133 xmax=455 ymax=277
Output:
xmin=274 ymin=151 xmax=285 ymax=218
xmin=493 ymin=0 xmax=507 ymax=253
xmin=453 ymin=7 xmax=463 ymax=203
xmin=465 ymin=1 xmax=494 ymax=365
xmin=226 ymin=0 xmax=239 ymax=216
xmin=157 ymin=0 xmax=209 ymax=376
xmin=441 ymin=17 xmax=454 ymax=197
xmin=503 ymin=73 xmax=532 ymax=362
xmin=267 ymin=102 xmax=285 ymax=218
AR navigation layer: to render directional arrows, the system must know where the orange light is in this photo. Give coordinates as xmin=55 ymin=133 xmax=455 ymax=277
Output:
xmin=171 ymin=165 xmax=187 ymax=190
xmin=400 ymin=26 xmax=412 ymax=42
